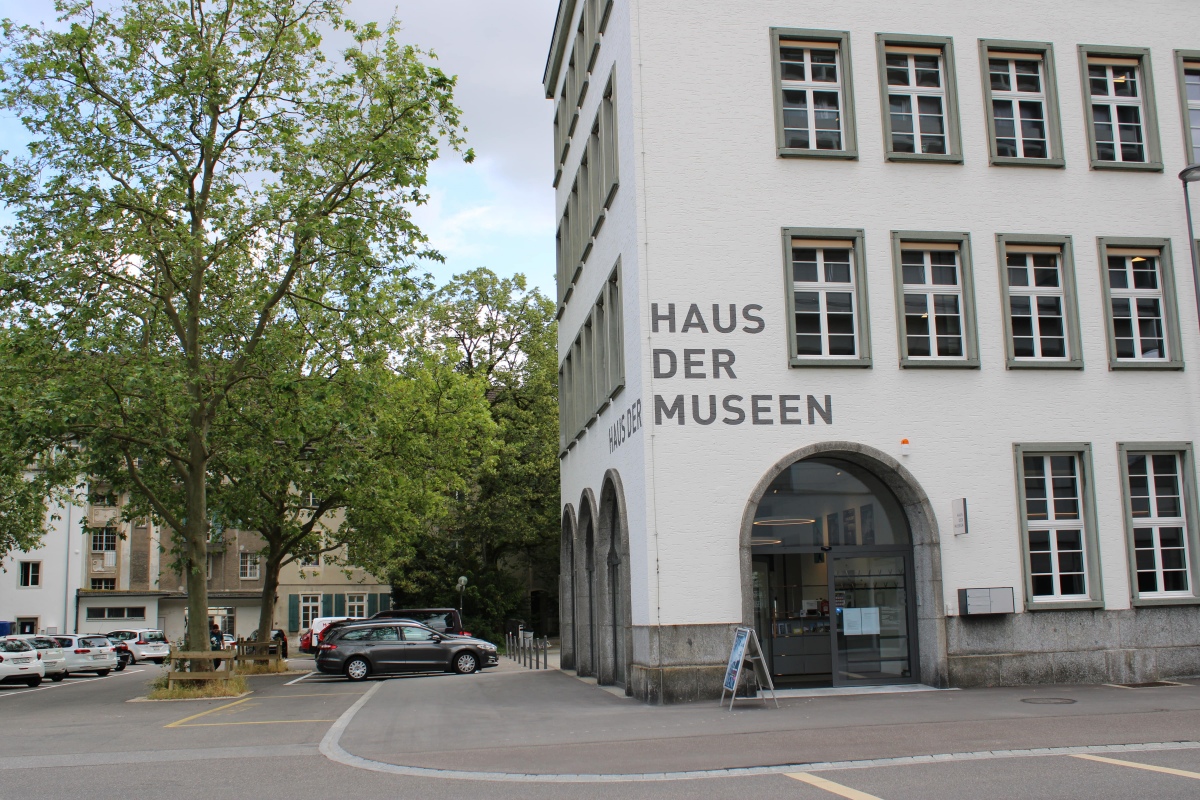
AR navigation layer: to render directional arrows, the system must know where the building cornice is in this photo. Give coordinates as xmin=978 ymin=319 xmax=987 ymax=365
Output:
xmin=543 ymin=0 xmax=577 ymax=98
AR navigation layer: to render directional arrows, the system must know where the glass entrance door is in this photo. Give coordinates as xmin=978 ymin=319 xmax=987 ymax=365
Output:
xmin=832 ymin=554 xmax=914 ymax=685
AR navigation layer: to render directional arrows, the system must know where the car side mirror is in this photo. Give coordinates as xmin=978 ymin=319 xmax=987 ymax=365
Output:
xmin=431 ymin=634 xmax=443 ymax=642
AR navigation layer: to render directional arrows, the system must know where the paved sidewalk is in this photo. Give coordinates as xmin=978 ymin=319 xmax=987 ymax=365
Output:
xmin=337 ymin=667 xmax=1200 ymax=776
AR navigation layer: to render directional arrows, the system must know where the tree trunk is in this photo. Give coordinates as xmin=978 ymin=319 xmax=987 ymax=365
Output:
xmin=184 ymin=438 xmax=210 ymax=657
xmin=257 ymin=548 xmax=282 ymax=646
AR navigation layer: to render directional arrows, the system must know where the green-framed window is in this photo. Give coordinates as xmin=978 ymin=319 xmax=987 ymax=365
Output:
xmin=890 ymin=231 xmax=979 ymax=368
xmin=1096 ymin=237 xmax=1183 ymax=370
xmin=977 ymin=40 xmax=1066 ymax=167
xmin=995 ymin=234 xmax=1083 ymax=369
xmin=1013 ymin=443 xmax=1104 ymax=611
xmin=1117 ymin=443 xmax=1200 ymax=607
xmin=770 ymin=28 xmax=858 ymax=159
xmin=875 ymin=34 xmax=963 ymax=163
xmin=1173 ymin=50 xmax=1200 ymax=165
xmin=782 ymin=228 xmax=872 ymax=367
xmin=1077 ymin=45 xmax=1164 ymax=171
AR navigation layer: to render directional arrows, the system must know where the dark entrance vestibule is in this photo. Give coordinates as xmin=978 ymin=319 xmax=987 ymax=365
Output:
xmin=751 ymin=457 xmax=919 ymax=687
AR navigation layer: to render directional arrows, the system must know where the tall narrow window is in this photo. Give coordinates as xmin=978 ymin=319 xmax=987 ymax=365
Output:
xmin=784 ymin=229 xmax=871 ymax=367
xmin=1023 ymin=454 xmax=1088 ymax=600
xmin=239 ymin=552 xmax=260 ymax=580
xmin=877 ymin=36 xmax=962 ymax=161
xmin=300 ymin=594 xmax=320 ymax=630
xmin=1108 ymin=250 xmax=1166 ymax=361
xmin=1174 ymin=52 xmax=1200 ymax=164
xmin=19 ymin=561 xmax=40 ymax=588
xmin=891 ymin=233 xmax=979 ymax=367
xmin=772 ymin=29 xmax=857 ymax=159
xmin=997 ymin=236 xmax=1082 ymax=369
xmin=1126 ymin=452 xmax=1192 ymax=596
xmin=990 ymin=57 xmax=1047 ymax=158
xmin=1079 ymin=47 xmax=1162 ymax=170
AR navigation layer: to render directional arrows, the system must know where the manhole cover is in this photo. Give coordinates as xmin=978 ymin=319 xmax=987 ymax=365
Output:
xmin=1020 ymin=697 xmax=1076 ymax=704
xmin=1108 ymin=681 xmax=1185 ymax=689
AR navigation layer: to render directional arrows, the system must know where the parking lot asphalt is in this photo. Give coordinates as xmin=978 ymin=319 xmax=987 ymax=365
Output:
xmin=0 ymin=658 xmax=1198 ymax=799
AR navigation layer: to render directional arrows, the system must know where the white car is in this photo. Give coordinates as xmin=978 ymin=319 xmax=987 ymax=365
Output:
xmin=0 ymin=638 xmax=45 ymax=688
xmin=9 ymin=635 xmax=67 ymax=682
xmin=53 ymin=635 xmax=118 ymax=676
xmin=104 ymin=629 xmax=170 ymax=664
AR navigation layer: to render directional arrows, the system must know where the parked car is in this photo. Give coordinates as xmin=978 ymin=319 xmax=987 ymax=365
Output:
xmin=53 ymin=635 xmax=118 ymax=676
xmin=249 ymin=629 xmax=288 ymax=658
xmin=371 ymin=608 xmax=470 ymax=636
xmin=104 ymin=629 xmax=170 ymax=664
xmin=0 ymin=638 xmax=45 ymax=687
xmin=9 ymin=635 xmax=67 ymax=682
xmin=300 ymin=618 xmax=356 ymax=654
xmin=222 ymin=634 xmax=236 ymax=648
xmin=315 ymin=620 xmax=498 ymax=681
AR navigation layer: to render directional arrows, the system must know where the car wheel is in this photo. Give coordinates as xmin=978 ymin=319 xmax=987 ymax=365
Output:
xmin=452 ymin=652 xmax=478 ymax=675
xmin=25 ymin=676 xmax=41 ymax=688
xmin=115 ymin=661 xmax=126 ymax=672
xmin=345 ymin=658 xmax=370 ymax=682
xmin=50 ymin=673 xmax=65 ymax=682
xmin=96 ymin=670 xmax=110 ymax=677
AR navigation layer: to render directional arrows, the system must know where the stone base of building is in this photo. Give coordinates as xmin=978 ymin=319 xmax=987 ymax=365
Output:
xmin=628 ymin=664 xmax=728 ymax=704
xmin=628 ymin=623 xmax=739 ymax=704
xmin=947 ymin=605 xmax=1200 ymax=687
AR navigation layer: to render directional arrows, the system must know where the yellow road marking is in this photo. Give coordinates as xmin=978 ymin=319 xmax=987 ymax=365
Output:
xmin=785 ymin=772 xmax=885 ymax=799
xmin=165 ymin=696 xmax=254 ymax=728
xmin=1072 ymin=753 xmax=1200 ymax=780
xmin=173 ymin=719 xmax=337 ymax=727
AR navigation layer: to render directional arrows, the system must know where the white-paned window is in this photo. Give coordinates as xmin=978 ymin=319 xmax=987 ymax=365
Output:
xmin=885 ymin=47 xmax=948 ymax=155
xmin=790 ymin=243 xmax=858 ymax=357
xmin=300 ymin=594 xmax=321 ymax=630
xmin=1127 ymin=452 xmax=1191 ymax=596
xmin=91 ymin=528 xmax=117 ymax=552
xmin=1088 ymin=59 xmax=1147 ymax=163
xmin=989 ymin=56 xmax=1049 ymax=158
xmin=1107 ymin=250 xmax=1166 ymax=361
xmin=19 ymin=561 xmax=40 ymax=588
xmin=239 ymin=552 xmax=260 ymax=580
xmin=901 ymin=247 xmax=964 ymax=359
xmin=778 ymin=40 xmax=844 ymax=151
xmin=346 ymin=594 xmax=367 ymax=618
xmin=1022 ymin=454 xmax=1089 ymax=600
xmin=1007 ymin=250 xmax=1068 ymax=360
xmin=1183 ymin=63 xmax=1200 ymax=163
xmin=90 ymin=578 xmax=116 ymax=590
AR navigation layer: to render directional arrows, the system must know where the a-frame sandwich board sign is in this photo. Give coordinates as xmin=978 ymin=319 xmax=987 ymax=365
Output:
xmin=720 ymin=626 xmax=779 ymax=710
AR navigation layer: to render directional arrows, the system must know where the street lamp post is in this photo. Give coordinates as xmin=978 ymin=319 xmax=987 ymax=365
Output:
xmin=1180 ymin=165 xmax=1200 ymax=333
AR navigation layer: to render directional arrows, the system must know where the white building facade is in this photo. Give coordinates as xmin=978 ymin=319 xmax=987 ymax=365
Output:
xmin=549 ymin=0 xmax=1200 ymax=702
xmin=0 ymin=493 xmax=86 ymax=636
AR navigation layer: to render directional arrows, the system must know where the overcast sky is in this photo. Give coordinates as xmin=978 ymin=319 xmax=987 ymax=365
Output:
xmin=1 ymin=0 xmax=560 ymax=296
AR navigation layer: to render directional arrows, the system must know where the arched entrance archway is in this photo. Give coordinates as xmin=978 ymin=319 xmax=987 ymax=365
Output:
xmin=741 ymin=442 xmax=947 ymax=688
xmin=575 ymin=490 xmax=598 ymax=677
xmin=596 ymin=470 xmax=631 ymax=689
xmin=559 ymin=506 xmax=577 ymax=671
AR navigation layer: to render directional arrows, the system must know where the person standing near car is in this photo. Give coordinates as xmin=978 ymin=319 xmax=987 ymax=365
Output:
xmin=210 ymin=622 xmax=223 ymax=670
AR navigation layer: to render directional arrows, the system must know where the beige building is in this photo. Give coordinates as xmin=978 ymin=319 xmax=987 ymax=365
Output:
xmin=73 ymin=493 xmax=389 ymax=641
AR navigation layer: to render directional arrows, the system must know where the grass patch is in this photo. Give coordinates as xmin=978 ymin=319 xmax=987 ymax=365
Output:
xmin=146 ymin=674 xmax=248 ymax=700
xmin=234 ymin=661 xmax=291 ymax=675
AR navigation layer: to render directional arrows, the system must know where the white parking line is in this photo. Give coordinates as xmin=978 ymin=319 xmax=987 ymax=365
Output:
xmin=0 ymin=668 xmax=146 ymax=699
xmin=284 ymin=671 xmax=313 ymax=686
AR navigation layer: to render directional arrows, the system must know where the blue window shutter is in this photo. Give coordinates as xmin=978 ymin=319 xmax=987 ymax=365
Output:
xmin=334 ymin=594 xmax=346 ymax=617
xmin=379 ymin=592 xmax=391 ymax=612
xmin=287 ymin=594 xmax=299 ymax=631
xmin=321 ymin=594 xmax=334 ymax=617
xmin=367 ymin=593 xmax=378 ymax=616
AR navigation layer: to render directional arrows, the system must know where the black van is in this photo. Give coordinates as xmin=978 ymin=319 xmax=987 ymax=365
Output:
xmin=371 ymin=608 xmax=469 ymax=636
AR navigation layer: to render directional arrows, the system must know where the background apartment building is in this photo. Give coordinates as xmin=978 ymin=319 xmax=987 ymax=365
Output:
xmin=550 ymin=0 xmax=1200 ymax=702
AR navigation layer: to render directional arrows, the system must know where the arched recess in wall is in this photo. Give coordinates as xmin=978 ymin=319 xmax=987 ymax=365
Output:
xmin=574 ymin=488 xmax=599 ymax=678
xmin=738 ymin=441 xmax=948 ymax=688
xmin=595 ymin=469 xmax=631 ymax=689
xmin=559 ymin=504 xmax=577 ymax=672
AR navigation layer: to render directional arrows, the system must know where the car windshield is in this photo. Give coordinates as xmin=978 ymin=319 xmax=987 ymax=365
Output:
xmin=0 ymin=640 xmax=32 ymax=652
xmin=31 ymin=638 xmax=58 ymax=649
xmin=106 ymin=631 xmax=133 ymax=641
xmin=143 ymin=631 xmax=167 ymax=643
xmin=81 ymin=637 xmax=109 ymax=648
xmin=53 ymin=637 xmax=72 ymax=648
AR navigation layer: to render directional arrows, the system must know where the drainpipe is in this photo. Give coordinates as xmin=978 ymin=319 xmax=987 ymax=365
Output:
xmin=61 ymin=495 xmax=73 ymax=634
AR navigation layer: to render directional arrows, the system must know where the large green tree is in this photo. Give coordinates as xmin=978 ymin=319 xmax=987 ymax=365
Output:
xmin=387 ymin=269 xmax=559 ymax=640
xmin=210 ymin=328 xmax=494 ymax=642
xmin=0 ymin=0 xmax=468 ymax=649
